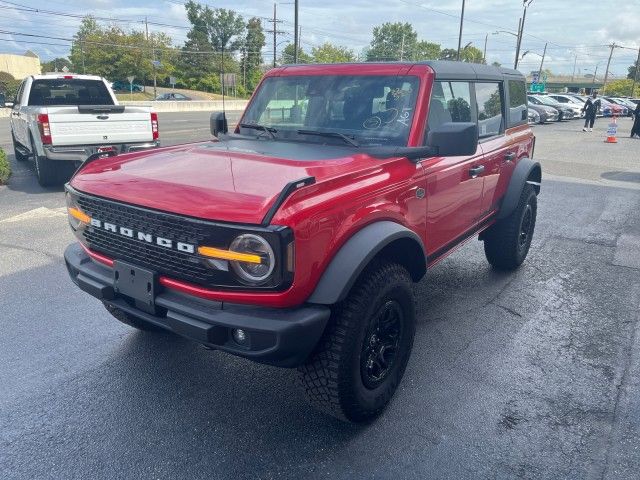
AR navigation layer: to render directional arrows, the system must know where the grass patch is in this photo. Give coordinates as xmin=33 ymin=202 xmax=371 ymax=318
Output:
xmin=0 ymin=147 xmax=11 ymax=185
xmin=115 ymin=92 xmax=155 ymax=101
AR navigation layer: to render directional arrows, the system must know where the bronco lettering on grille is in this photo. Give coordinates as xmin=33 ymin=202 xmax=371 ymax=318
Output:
xmin=89 ymin=218 xmax=195 ymax=254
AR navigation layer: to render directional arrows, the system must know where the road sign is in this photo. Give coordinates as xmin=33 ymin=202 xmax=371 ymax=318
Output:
xmin=127 ymin=76 xmax=135 ymax=84
xmin=532 ymin=72 xmax=540 ymax=84
xmin=61 ymin=65 xmax=69 ymax=73
xmin=169 ymin=76 xmax=177 ymax=86
xmin=530 ymin=83 xmax=545 ymax=93
xmin=152 ymin=60 xmax=161 ymax=68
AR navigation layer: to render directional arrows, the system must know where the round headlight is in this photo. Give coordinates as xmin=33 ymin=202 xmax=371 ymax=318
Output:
xmin=229 ymin=234 xmax=275 ymax=284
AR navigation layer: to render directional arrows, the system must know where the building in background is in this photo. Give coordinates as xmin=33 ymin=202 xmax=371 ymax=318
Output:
xmin=0 ymin=51 xmax=42 ymax=80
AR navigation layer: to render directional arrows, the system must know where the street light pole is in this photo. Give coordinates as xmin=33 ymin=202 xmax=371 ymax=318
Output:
xmin=514 ymin=0 xmax=533 ymax=70
xmin=456 ymin=0 xmax=466 ymax=61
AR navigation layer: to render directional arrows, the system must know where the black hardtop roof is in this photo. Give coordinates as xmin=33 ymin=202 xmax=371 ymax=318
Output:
xmin=419 ymin=60 xmax=523 ymax=81
xmin=280 ymin=60 xmax=524 ymax=81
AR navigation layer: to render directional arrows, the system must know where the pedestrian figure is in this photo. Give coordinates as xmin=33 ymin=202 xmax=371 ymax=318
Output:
xmin=582 ymin=92 xmax=600 ymax=132
xmin=631 ymin=102 xmax=640 ymax=138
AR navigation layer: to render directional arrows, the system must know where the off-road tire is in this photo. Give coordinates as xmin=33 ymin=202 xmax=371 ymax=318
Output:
xmin=483 ymin=183 xmax=537 ymax=270
xmin=12 ymin=133 xmax=28 ymax=162
xmin=31 ymin=134 xmax=75 ymax=187
xmin=102 ymin=301 xmax=167 ymax=332
xmin=298 ymin=260 xmax=416 ymax=422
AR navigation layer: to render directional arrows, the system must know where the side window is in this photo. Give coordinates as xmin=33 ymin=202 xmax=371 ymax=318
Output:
xmin=426 ymin=81 xmax=472 ymax=136
xmin=508 ymin=80 xmax=527 ymax=126
xmin=475 ymin=82 xmax=504 ymax=138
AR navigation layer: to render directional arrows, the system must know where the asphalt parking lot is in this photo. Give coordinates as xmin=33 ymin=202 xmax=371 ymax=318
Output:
xmin=1 ymin=113 xmax=639 ymax=479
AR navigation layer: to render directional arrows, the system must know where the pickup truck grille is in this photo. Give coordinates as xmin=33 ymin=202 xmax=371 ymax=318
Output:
xmin=77 ymin=195 xmax=225 ymax=287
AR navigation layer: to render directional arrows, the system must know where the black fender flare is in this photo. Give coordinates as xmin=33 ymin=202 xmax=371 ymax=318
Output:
xmin=497 ymin=157 xmax=541 ymax=220
xmin=307 ymin=221 xmax=426 ymax=305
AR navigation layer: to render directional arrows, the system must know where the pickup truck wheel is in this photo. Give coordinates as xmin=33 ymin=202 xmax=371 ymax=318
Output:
xmin=31 ymin=135 xmax=75 ymax=187
xmin=12 ymin=134 xmax=28 ymax=162
xmin=483 ymin=184 xmax=537 ymax=270
xmin=102 ymin=302 xmax=167 ymax=332
xmin=298 ymin=260 xmax=415 ymax=422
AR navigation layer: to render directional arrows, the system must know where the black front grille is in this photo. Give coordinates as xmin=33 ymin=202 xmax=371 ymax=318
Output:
xmin=77 ymin=195 xmax=234 ymax=287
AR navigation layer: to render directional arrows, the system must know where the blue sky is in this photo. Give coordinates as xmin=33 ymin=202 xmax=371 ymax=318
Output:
xmin=1 ymin=0 xmax=638 ymax=77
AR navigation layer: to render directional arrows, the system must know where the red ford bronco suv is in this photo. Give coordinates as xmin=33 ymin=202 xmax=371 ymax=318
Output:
xmin=64 ymin=62 xmax=540 ymax=422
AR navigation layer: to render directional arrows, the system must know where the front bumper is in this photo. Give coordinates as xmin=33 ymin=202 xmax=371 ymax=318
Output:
xmin=64 ymin=243 xmax=330 ymax=367
xmin=44 ymin=141 xmax=160 ymax=162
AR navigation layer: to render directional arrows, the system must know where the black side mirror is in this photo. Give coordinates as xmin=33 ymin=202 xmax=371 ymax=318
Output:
xmin=427 ymin=122 xmax=478 ymax=157
xmin=210 ymin=111 xmax=228 ymax=137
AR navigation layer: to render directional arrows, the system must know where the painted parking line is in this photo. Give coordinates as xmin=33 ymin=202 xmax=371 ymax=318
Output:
xmin=0 ymin=207 xmax=67 ymax=224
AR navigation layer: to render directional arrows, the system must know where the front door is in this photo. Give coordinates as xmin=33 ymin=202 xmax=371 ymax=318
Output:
xmin=422 ymin=80 xmax=484 ymax=259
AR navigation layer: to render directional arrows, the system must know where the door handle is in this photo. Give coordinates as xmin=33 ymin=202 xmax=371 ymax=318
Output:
xmin=504 ymin=152 xmax=516 ymax=162
xmin=469 ymin=165 xmax=485 ymax=178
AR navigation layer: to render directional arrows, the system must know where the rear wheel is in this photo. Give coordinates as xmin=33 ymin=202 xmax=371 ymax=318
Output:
xmin=31 ymin=134 xmax=76 ymax=187
xmin=483 ymin=184 xmax=537 ymax=270
xmin=102 ymin=302 xmax=167 ymax=332
xmin=298 ymin=260 xmax=416 ymax=422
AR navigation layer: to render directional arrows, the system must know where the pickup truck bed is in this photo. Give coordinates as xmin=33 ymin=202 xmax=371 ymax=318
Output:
xmin=10 ymin=74 xmax=159 ymax=186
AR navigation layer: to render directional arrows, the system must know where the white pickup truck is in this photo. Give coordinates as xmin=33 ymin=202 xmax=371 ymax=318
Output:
xmin=10 ymin=74 xmax=159 ymax=186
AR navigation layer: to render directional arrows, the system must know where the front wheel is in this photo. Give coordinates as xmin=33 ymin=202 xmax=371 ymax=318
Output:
xmin=12 ymin=133 xmax=28 ymax=162
xmin=483 ymin=184 xmax=537 ymax=270
xmin=298 ymin=260 xmax=416 ymax=422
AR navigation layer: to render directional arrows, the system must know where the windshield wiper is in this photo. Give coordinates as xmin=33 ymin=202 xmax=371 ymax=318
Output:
xmin=239 ymin=123 xmax=277 ymax=139
xmin=297 ymin=129 xmax=360 ymax=147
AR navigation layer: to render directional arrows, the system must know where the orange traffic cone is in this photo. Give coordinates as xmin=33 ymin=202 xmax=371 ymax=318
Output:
xmin=605 ymin=116 xmax=618 ymax=143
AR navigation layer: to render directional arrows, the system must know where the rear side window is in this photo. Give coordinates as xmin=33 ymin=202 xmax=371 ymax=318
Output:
xmin=475 ymin=82 xmax=504 ymax=138
xmin=28 ymin=79 xmax=114 ymax=106
xmin=508 ymin=80 xmax=527 ymax=126
xmin=427 ymin=81 xmax=472 ymax=134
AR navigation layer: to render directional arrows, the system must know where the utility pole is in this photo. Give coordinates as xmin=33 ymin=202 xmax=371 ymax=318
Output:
xmin=267 ymin=3 xmax=285 ymax=68
xmin=80 ymin=41 xmax=86 ymax=73
xmin=483 ymin=33 xmax=488 ymax=64
xmin=603 ymin=43 xmax=617 ymax=92
xmin=456 ymin=0 xmax=466 ymax=61
xmin=571 ymin=53 xmax=577 ymax=82
xmin=513 ymin=18 xmax=522 ymax=68
xmin=537 ymin=42 xmax=547 ymax=80
xmin=591 ymin=65 xmax=598 ymax=90
xmin=293 ymin=0 xmax=299 ymax=63
xmin=632 ymin=47 xmax=640 ymax=97
xmin=514 ymin=0 xmax=533 ymax=70
xmin=400 ymin=33 xmax=405 ymax=61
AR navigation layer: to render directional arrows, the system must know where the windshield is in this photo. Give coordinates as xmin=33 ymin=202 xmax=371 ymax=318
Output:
xmin=242 ymin=75 xmax=420 ymax=146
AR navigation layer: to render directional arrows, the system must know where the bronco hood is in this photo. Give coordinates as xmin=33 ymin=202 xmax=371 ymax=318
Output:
xmin=70 ymin=139 xmax=380 ymax=224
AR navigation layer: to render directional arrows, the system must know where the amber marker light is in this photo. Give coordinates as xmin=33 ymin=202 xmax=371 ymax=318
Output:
xmin=197 ymin=246 xmax=263 ymax=264
xmin=68 ymin=207 xmax=91 ymax=224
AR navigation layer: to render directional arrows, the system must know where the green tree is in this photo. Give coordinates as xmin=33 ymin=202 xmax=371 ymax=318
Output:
xmin=280 ymin=43 xmax=312 ymax=64
xmin=41 ymin=57 xmax=73 ymax=73
xmin=69 ymin=17 xmax=175 ymax=84
xmin=311 ymin=42 xmax=356 ymax=63
xmin=367 ymin=22 xmax=417 ymax=61
xmin=241 ymin=17 xmax=266 ymax=92
xmin=628 ymin=59 xmax=639 ymax=81
xmin=439 ymin=44 xmax=485 ymax=63
xmin=415 ymin=41 xmax=441 ymax=60
xmin=603 ymin=79 xmax=634 ymax=96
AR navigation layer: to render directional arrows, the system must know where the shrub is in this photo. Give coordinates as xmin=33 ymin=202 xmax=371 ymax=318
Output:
xmin=0 ymin=147 xmax=10 ymax=185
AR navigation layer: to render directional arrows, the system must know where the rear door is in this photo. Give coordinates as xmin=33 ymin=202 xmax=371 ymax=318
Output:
xmin=422 ymin=80 xmax=484 ymax=258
